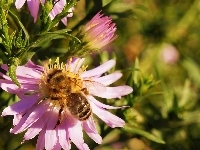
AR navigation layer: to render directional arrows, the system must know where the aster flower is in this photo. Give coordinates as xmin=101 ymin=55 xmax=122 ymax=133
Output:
xmin=15 ymin=0 xmax=73 ymax=24
xmin=82 ymin=11 xmax=118 ymax=49
xmin=0 ymin=57 xmax=133 ymax=150
xmin=67 ymin=11 xmax=118 ymax=57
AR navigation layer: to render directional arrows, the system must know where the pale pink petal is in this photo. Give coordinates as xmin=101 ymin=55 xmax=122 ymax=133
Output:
xmin=45 ymin=107 xmax=59 ymax=150
xmin=49 ymin=0 xmax=73 ymax=26
xmin=69 ymin=58 xmax=85 ymax=73
xmin=95 ymin=86 xmax=133 ymax=99
xmin=52 ymin=140 xmax=61 ymax=150
xmin=25 ymin=60 xmax=44 ymax=71
xmin=67 ymin=8 xmax=74 ymax=17
xmin=0 ymin=79 xmax=39 ymax=95
xmin=83 ymin=117 xmax=102 ymax=144
xmin=1 ymin=64 xmax=8 ymax=71
xmin=11 ymin=100 xmax=50 ymax=134
xmin=2 ymin=93 xmax=41 ymax=116
xmin=27 ymin=0 xmax=40 ymax=22
xmin=16 ymin=66 xmax=42 ymax=79
xmin=45 ymin=130 xmax=57 ymax=150
xmin=10 ymin=104 xmax=38 ymax=134
xmin=68 ymin=115 xmax=89 ymax=150
xmin=17 ymin=77 xmax=40 ymax=84
xmin=0 ymin=79 xmax=19 ymax=94
xmin=57 ymin=113 xmax=71 ymax=150
xmin=22 ymin=112 xmax=50 ymax=142
xmin=61 ymin=18 xmax=67 ymax=26
xmin=83 ymin=81 xmax=106 ymax=95
xmin=15 ymin=0 xmax=26 ymax=9
xmin=0 ymin=72 xmax=11 ymax=81
xmin=36 ymin=128 xmax=46 ymax=150
xmin=12 ymin=71 xmax=38 ymax=81
xmin=49 ymin=8 xmax=57 ymax=20
xmin=49 ymin=0 xmax=66 ymax=20
xmin=81 ymin=60 xmax=116 ymax=78
xmin=90 ymin=102 xmax=125 ymax=128
xmin=88 ymin=95 xmax=126 ymax=109
xmin=93 ymin=72 xmax=122 ymax=86
xmin=0 ymin=69 xmax=40 ymax=84
xmin=18 ymin=83 xmax=39 ymax=94
xmin=13 ymin=113 xmax=23 ymax=126
xmin=61 ymin=7 xmax=73 ymax=25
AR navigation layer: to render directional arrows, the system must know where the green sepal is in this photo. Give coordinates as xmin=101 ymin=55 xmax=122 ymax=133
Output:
xmin=102 ymin=0 xmax=112 ymax=6
xmin=123 ymin=125 xmax=165 ymax=144
xmin=29 ymin=29 xmax=79 ymax=49
xmin=8 ymin=57 xmax=20 ymax=87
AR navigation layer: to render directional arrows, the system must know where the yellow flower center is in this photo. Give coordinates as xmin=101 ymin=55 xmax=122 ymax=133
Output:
xmin=39 ymin=57 xmax=87 ymax=103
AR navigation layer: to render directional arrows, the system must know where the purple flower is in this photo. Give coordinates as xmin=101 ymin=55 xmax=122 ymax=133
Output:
xmin=15 ymin=0 xmax=73 ymax=25
xmin=0 ymin=58 xmax=133 ymax=150
xmin=82 ymin=11 xmax=118 ymax=49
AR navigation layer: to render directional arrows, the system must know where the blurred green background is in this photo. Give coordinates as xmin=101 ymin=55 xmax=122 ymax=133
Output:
xmin=1 ymin=0 xmax=200 ymax=149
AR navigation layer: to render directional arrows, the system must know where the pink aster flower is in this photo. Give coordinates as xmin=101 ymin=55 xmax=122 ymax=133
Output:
xmin=0 ymin=58 xmax=133 ymax=150
xmin=82 ymin=11 xmax=118 ymax=49
xmin=15 ymin=0 xmax=73 ymax=24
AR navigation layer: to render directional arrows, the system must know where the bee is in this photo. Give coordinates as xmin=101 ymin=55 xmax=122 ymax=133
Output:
xmin=46 ymin=68 xmax=92 ymax=121
xmin=66 ymin=91 xmax=92 ymax=121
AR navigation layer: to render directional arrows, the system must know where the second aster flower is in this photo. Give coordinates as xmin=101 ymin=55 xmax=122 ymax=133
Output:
xmin=82 ymin=11 xmax=118 ymax=49
xmin=0 ymin=58 xmax=133 ymax=150
xmin=67 ymin=11 xmax=118 ymax=57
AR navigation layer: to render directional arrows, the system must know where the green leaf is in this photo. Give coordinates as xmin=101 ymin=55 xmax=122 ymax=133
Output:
xmin=8 ymin=10 xmax=29 ymax=41
xmin=182 ymin=58 xmax=200 ymax=87
xmin=0 ymin=43 xmax=8 ymax=56
xmin=29 ymin=29 xmax=79 ymax=49
xmin=19 ymin=51 xmax=35 ymax=65
xmin=8 ymin=57 xmax=20 ymax=87
xmin=133 ymin=58 xmax=140 ymax=85
xmin=0 ymin=58 xmax=3 ymax=65
xmin=102 ymin=0 xmax=112 ymax=6
xmin=123 ymin=125 xmax=165 ymax=144
xmin=125 ymin=73 xmax=134 ymax=105
xmin=108 ymin=2 xmax=133 ymax=13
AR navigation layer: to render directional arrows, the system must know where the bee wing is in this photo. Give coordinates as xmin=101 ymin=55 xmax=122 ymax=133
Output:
xmin=84 ymin=80 xmax=106 ymax=95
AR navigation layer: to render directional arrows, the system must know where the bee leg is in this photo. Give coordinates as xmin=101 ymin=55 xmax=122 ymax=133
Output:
xmin=55 ymin=108 xmax=63 ymax=128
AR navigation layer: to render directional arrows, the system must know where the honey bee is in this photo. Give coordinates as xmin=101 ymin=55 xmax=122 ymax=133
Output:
xmin=66 ymin=92 xmax=91 ymax=121
xmin=46 ymin=68 xmax=92 ymax=121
